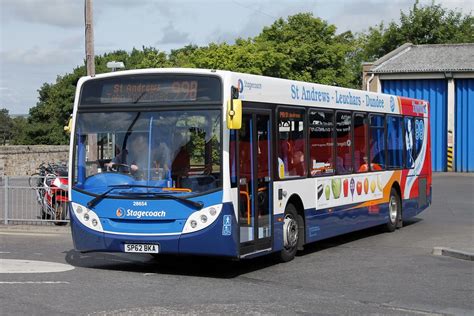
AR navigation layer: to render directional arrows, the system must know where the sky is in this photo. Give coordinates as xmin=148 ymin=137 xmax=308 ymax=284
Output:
xmin=0 ymin=0 xmax=472 ymax=115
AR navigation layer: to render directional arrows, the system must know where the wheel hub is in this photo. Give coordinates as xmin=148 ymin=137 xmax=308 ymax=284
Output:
xmin=389 ymin=196 xmax=398 ymax=223
xmin=283 ymin=215 xmax=298 ymax=249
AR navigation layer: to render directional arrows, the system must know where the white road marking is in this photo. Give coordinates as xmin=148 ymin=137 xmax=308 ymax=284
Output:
xmin=0 ymin=281 xmax=70 ymax=284
xmin=0 ymin=252 xmax=11 ymax=254
xmin=0 ymin=259 xmax=75 ymax=273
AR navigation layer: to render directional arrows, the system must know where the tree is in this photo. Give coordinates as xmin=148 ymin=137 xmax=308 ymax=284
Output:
xmin=0 ymin=108 xmax=13 ymax=145
xmin=25 ymin=4 xmax=473 ymax=144
xmin=25 ymin=47 xmax=176 ymax=144
xmin=359 ymin=0 xmax=473 ymax=62
xmin=26 ymin=69 xmax=83 ymax=144
xmin=10 ymin=116 xmax=29 ymax=145
xmin=254 ymin=13 xmax=356 ymax=87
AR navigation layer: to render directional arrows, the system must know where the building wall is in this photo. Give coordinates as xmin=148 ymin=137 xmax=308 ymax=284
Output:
xmin=0 ymin=146 xmax=69 ymax=176
xmin=361 ymin=70 xmax=474 ymax=173
xmin=455 ymin=79 xmax=474 ymax=172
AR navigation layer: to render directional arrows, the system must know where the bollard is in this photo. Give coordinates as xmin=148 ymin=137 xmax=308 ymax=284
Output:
xmin=447 ymin=146 xmax=453 ymax=171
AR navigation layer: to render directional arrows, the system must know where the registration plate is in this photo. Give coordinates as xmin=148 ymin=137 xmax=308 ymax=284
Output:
xmin=124 ymin=243 xmax=159 ymax=253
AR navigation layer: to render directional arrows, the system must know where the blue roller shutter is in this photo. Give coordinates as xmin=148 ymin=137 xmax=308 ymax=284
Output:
xmin=382 ymin=79 xmax=447 ymax=172
xmin=455 ymin=79 xmax=474 ymax=172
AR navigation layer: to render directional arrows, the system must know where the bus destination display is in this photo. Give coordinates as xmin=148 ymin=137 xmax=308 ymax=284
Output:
xmin=104 ymin=80 xmax=198 ymax=103
xmin=80 ymin=75 xmax=221 ymax=105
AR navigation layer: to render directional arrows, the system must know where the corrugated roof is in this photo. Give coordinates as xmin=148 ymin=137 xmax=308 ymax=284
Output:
xmin=371 ymin=43 xmax=474 ymax=73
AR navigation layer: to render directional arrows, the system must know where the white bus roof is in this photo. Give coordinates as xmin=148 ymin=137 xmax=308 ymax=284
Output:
xmin=77 ymin=68 xmax=428 ymax=115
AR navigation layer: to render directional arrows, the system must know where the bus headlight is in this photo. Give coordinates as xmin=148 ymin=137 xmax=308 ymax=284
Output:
xmin=182 ymin=204 xmax=223 ymax=234
xmin=71 ymin=202 xmax=104 ymax=232
xmin=209 ymin=207 xmax=217 ymax=216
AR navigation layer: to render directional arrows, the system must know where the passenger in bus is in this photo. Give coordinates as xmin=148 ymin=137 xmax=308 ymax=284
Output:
xmin=358 ymin=156 xmax=384 ymax=172
xmin=358 ymin=156 xmax=369 ymax=172
xmin=292 ymin=150 xmax=305 ymax=176
xmin=171 ymin=133 xmax=190 ymax=186
xmin=354 ymin=142 xmax=366 ymax=171
xmin=279 ymin=136 xmax=296 ymax=176
xmin=336 ymin=155 xmax=345 ymax=173
xmin=153 ymin=141 xmax=171 ymax=180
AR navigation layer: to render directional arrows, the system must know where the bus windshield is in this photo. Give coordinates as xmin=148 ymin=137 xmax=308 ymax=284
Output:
xmin=73 ymin=109 xmax=222 ymax=195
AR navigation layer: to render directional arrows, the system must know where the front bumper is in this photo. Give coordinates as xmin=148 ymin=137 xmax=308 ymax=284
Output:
xmin=70 ymin=202 xmax=239 ymax=258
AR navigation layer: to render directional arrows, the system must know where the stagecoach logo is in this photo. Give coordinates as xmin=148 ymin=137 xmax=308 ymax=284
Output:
xmin=237 ymin=78 xmax=262 ymax=93
xmin=124 ymin=209 xmax=167 ymax=219
xmin=238 ymin=79 xmax=244 ymax=93
xmin=390 ymin=96 xmax=395 ymax=112
xmin=116 ymin=207 xmax=125 ymax=217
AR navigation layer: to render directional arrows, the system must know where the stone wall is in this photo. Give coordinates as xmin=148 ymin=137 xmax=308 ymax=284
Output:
xmin=0 ymin=146 xmax=69 ymax=176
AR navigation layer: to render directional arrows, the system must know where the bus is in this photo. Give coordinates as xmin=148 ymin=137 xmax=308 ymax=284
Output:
xmin=68 ymin=68 xmax=432 ymax=262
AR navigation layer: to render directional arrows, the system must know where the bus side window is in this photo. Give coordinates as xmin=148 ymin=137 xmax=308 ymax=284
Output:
xmin=335 ymin=111 xmax=352 ymax=174
xmin=278 ymin=108 xmax=306 ymax=178
xmin=387 ymin=115 xmax=403 ymax=169
xmin=369 ymin=114 xmax=386 ymax=170
xmin=353 ymin=113 xmax=368 ymax=173
xmin=309 ymin=110 xmax=334 ymax=176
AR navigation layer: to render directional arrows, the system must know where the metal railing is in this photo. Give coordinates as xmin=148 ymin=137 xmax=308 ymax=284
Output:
xmin=1 ymin=176 xmax=69 ymax=225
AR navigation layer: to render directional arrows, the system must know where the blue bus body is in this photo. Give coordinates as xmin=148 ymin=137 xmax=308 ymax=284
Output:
xmin=69 ymin=69 xmax=431 ymax=261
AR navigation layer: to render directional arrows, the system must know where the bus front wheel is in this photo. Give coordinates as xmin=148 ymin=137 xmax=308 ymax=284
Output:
xmin=385 ymin=188 xmax=401 ymax=232
xmin=278 ymin=203 xmax=302 ymax=262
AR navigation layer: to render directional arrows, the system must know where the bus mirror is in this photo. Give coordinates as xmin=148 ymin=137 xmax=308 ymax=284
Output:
xmin=64 ymin=116 xmax=73 ymax=135
xmin=227 ymin=99 xmax=242 ymax=129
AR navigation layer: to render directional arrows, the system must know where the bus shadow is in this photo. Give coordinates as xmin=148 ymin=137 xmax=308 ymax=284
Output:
xmin=64 ymin=249 xmax=275 ymax=279
xmin=64 ymin=218 xmax=423 ymax=279
xmin=299 ymin=218 xmax=423 ymax=256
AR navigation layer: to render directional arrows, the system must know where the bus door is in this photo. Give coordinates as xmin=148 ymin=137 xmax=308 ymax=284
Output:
xmin=238 ymin=110 xmax=273 ymax=256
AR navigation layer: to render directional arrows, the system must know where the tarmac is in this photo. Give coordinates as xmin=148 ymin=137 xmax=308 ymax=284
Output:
xmin=1 ymin=223 xmax=472 ymax=261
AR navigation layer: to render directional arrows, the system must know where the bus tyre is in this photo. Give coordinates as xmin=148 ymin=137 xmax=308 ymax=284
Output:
xmin=278 ymin=203 xmax=302 ymax=262
xmin=385 ymin=188 xmax=401 ymax=232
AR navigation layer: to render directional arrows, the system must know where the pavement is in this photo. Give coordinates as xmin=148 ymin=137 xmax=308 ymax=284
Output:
xmin=0 ymin=224 xmax=70 ymax=234
xmin=428 ymin=173 xmax=474 ymax=258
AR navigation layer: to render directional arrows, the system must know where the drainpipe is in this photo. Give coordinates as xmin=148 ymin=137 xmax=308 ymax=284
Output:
xmin=366 ymin=73 xmax=375 ymax=91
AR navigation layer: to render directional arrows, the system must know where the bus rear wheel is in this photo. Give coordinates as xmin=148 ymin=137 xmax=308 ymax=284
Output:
xmin=385 ymin=188 xmax=401 ymax=232
xmin=278 ymin=203 xmax=302 ymax=262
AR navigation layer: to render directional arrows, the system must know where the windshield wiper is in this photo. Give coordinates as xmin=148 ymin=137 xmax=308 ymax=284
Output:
xmin=86 ymin=184 xmax=202 ymax=210
xmin=134 ymin=91 xmax=147 ymax=103
xmin=87 ymin=186 xmax=127 ymax=209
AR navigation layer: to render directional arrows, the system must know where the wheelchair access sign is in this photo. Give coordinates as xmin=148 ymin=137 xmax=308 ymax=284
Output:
xmin=222 ymin=215 xmax=232 ymax=236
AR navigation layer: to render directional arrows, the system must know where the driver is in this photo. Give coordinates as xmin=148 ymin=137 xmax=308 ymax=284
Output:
xmin=106 ymin=148 xmax=139 ymax=173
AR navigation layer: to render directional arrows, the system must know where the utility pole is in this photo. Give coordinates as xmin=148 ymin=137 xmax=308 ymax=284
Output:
xmin=85 ymin=0 xmax=97 ymax=172
xmin=85 ymin=0 xmax=95 ymax=76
